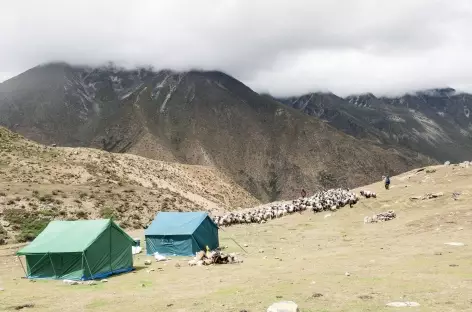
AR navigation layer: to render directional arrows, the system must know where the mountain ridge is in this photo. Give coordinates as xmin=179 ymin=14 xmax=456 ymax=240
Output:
xmin=0 ymin=63 xmax=436 ymax=201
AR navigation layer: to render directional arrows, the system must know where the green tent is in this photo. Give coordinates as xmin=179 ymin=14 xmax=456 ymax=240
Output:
xmin=17 ymin=219 xmax=135 ymax=280
xmin=145 ymin=212 xmax=219 ymax=256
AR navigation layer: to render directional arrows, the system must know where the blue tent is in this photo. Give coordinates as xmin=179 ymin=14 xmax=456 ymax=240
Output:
xmin=145 ymin=212 xmax=219 ymax=256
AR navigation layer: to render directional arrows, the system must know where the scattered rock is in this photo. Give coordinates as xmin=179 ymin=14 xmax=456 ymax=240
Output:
xmin=449 ymin=264 xmax=459 ymax=267
xmin=63 ymin=279 xmax=79 ymax=285
xmin=386 ymin=301 xmax=420 ymax=307
xmin=311 ymin=293 xmax=323 ymax=298
xmin=267 ymin=301 xmax=299 ymax=312
xmin=324 ymin=213 xmax=331 ymax=219
xmin=146 ymin=268 xmax=155 ymax=273
xmin=434 ymin=252 xmax=442 ymax=256
xmin=175 ymin=263 xmax=181 ymax=268
xmin=259 ymin=249 xmax=264 ymax=253
xmin=12 ymin=303 xmax=35 ymax=310
xmin=345 ymin=272 xmax=351 ymax=276
xmin=86 ymin=281 xmax=97 ymax=286
xmin=0 ymin=288 xmax=4 ymax=291
xmin=444 ymin=242 xmax=465 ymax=246
xmin=166 ymin=304 xmax=173 ymax=307
xmin=276 ymin=295 xmax=283 ymax=299
xmin=243 ymin=244 xmax=249 ymax=247
xmin=144 ymin=260 xmax=152 ymax=265
xmin=101 ymin=279 xmax=108 ymax=283
xmin=358 ymin=295 xmax=373 ymax=300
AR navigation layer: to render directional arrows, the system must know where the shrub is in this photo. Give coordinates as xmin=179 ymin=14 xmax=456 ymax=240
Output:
xmin=38 ymin=194 xmax=54 ymax=203
xmin=4 ymin=209 xmax=50 ymax=242
xmin=0 ymin=223 xmax=7 ymax=245
xmin=75 ymin=211 xmax=88 ymax=219
xmin=99 ymin=206 xmax=115 ymax=219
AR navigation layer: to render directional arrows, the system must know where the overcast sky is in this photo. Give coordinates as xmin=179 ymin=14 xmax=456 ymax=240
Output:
xmin=1 ymin=0 xmax=471 ymax=96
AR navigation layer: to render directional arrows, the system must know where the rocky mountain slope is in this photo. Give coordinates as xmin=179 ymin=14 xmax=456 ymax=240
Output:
xmin=0 ymin=63 xmax=434 ymax=201
xmin=277 ymin=89 xmax=472 ymax=163
xmin=0 ymin=127 xmax=259 ymax=244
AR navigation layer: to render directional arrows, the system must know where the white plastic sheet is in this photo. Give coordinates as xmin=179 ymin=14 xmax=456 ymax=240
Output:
xmin=154 ymin=252 xmax=167 ymax=261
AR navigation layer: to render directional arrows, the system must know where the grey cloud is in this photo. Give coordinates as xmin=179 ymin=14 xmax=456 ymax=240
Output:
xmin=1 ymin=0 xmax=471 ymax=96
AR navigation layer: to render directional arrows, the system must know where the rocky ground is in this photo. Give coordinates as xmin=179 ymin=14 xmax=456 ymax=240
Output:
xmin=0 ymin=127 xmax=259 ymax=243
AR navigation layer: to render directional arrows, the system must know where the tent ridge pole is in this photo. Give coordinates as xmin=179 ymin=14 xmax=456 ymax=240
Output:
xmin=109 ymin=220 xmax=113 ymax=272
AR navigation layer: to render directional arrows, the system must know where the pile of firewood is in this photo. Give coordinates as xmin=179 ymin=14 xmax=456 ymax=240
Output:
xmin=188 ymin=250 xmax=242 ymax=266
xmin=364 ymin=210 xmax=396 ymax=223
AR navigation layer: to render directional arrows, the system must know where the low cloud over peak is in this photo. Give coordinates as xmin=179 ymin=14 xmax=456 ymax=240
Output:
xmin=1 ymin=0 xmax=472 ymax=96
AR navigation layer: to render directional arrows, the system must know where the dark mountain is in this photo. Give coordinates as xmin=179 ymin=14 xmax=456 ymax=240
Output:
xmin=278 ymin=89 xmax=472 ymax=163
xmin=0 ymin=63 xmax=434 ymax=202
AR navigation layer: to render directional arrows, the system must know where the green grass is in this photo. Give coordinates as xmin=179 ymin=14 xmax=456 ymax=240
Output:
xmin=3 ymin=209 xmax=51 ymax=242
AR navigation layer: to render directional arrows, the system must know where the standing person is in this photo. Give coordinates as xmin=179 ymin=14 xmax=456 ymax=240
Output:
xmin=385 ymin=175 xmax=390 ymax=190
xmin=301 ymin=189 xmax=307 ymax=198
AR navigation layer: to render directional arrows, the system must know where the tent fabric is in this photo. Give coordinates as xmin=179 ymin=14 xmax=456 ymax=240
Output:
xmin=17 ymin=219 xmax=110 ymax=254
xmin=17 ymin=219 xmax=135 ymax=280
xmin=144 ymin=212 xmax=209 ymax=235
xmin=145 ymin=212 xmax=219 ymax=256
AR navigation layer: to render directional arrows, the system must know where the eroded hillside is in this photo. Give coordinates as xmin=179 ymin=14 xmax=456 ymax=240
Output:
xmin=0 ymin=127 xmax=259 ymax=244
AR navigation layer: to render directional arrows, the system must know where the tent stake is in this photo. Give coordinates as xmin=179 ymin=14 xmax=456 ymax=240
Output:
xmin=18 ymin=256 xmax=27 ymax=278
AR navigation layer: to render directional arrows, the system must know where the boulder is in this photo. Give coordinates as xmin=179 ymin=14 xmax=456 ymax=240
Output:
xmin=267 ymin=301 xmax=299 ymax=312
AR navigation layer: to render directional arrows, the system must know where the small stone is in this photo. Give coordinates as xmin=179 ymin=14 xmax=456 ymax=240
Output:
xmin=63 ymin=279 xmax=78 ymax=285
xmin=0 ymin=288 xmax=4 ymax=291
xmin=276 ymin=295 xmax=283 ymax=299
xmin=175 ymin=263 xmax=181 ymax=268
xmin=167 ymin=304 xmax=173 ymax=307
xmin=259 ymin=249 xmax=264 ymax=253
xmin=434 ymin=252 xmax=442 ymax=256
xmin=449 ymin=264 xmax=459 ymax=267
xmin=444 ymin=242 xmax=465 ymax=246
xmin=243 ymin=244 xmax=249 ymax=247
xmin=345 ymin=272 xmax=351 ymax=276
xmin=144 ymin=260 xmax=152 ymax=265
xmin=267 ymin=301 xmax=299 ymax=312
xmin=359 ymin=295 xmax=373 ymax=300
xmin=311 ymin=293 xmax=323 ymax=298
xmin=101 ymin=279 xmax=108 ymax=283
xmin=386 ymin=301 xmax=420 ymax=307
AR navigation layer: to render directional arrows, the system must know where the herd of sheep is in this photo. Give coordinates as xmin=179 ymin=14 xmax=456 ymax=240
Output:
xmin=212 ymin=188 xmax=359 ymax=227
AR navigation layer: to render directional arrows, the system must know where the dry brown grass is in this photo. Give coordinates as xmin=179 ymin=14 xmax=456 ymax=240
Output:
xmin=1 ymin=164 xmax=472 ymax=311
